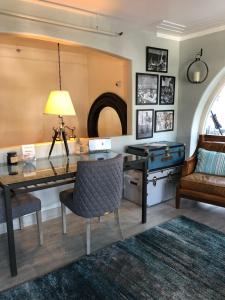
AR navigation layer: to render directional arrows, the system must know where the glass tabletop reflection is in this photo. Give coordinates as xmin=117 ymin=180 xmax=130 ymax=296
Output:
xmin=0 ymin=152 xmax=145 ymax=186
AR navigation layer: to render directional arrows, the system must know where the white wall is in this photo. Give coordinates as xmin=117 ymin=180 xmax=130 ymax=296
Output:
xmin=0 ymin=0 xmax=180 ymax=232
xmin=0 ymin=0 xmax=180 ymax=151
xmin=178 ymin=30 xmax=225 ymax=155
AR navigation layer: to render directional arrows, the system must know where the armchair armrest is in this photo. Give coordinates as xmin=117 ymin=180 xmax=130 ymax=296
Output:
xmin=181 ymin=155 xmax=197 ymax=177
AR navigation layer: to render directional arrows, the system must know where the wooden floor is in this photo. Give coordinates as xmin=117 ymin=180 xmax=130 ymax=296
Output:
xmin=1 ymin=198 xmax=225 ymax=292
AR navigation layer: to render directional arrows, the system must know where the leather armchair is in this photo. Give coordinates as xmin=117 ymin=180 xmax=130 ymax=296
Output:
xmin=181 ymin=155 xmax=197 ymax=177
xmin=176 ymin=134 xmax=225 ymax=209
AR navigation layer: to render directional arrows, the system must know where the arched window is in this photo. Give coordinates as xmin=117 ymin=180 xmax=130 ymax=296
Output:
xmin=203 ymin=85 xmax=225 ymax=135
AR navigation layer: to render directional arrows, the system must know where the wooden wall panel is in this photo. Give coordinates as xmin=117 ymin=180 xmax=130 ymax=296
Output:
xmin=0 ymin=35 xmax=131 ymax=147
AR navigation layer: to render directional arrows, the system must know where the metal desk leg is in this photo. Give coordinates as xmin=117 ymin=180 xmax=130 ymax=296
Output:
xmin=3 ymin=186 xmax=17 ymax=276
xmin=142 ymin=160 xmax=148 ymax=224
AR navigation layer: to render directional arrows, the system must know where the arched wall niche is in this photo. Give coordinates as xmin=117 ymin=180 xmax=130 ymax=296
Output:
xmin=0 ymin=32 xmax=132 ymax=147
xmin=190 ymin=66 xmax=225 ymax=154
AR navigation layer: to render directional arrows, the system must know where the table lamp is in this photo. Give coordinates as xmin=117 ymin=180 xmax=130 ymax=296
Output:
xmin=44 ymin=43 xmax=76 ymax=158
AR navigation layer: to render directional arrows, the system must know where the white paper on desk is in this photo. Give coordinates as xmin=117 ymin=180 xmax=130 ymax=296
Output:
xmin=22 ymin=144 xmax=36 ymax=161
xmin=88 ymin=138 xmax=111 ymax=152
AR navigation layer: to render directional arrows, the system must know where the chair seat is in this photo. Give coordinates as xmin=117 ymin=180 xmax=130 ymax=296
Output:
xmin=0 ymin=192 xmax=41 ymax=223
xmin=60 ymin=189 xmax=74 ymax=212
xmin=180 ymin=172 xmax=225 ymax=198
xmin=60 ymin=189 xmax=114 ymax=218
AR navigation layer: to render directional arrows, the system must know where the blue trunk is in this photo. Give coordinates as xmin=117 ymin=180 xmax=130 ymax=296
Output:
xmin=126 ymin=141 xmax=185 ymax=171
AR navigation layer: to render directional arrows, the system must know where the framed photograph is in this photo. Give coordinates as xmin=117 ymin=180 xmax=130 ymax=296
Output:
xmin=146 ymin=47 xmax=168 ymax=73
xmin=155 ymin=110 xmax=174 ymax=132
xmin=159 ymin=76 xmax=175 ymax=105
xmin=136 ymin=109 xmax=154 ymax=139
xmin=136 ymin=73 xmax=158 ymax=105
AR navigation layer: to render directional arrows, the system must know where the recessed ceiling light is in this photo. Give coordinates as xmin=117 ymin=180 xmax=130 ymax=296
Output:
xmin=159 ymin=23 xmax=185 ymax=31
xmin=156 ymin=26 xmax=183 ymax=33
xmin=155 ymin=20 xmax=187 ymax=35
xmin=162 ymin=20 xmax=186 ymax=28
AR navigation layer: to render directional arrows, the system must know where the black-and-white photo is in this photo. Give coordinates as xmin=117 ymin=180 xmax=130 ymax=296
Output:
xmin=136 ymin=109 xmax=154 ymax=139
xmin=155 ymin=110 xmax=174 ymax=132
xmin=146 ymin=47 xmax=168 ymax=73
xmin=136 ymin=73 xmax=158 ymax=105
xmin=159 ymin=76 xmax=175 ymax=105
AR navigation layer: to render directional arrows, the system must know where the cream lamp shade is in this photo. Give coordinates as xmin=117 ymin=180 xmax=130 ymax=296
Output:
xmin=44 ymin=90 xmax=76 ymax=116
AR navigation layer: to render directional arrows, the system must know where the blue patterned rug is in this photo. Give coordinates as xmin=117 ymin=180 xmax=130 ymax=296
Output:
xmin=1 ymin=216 xmax=225 ymax=300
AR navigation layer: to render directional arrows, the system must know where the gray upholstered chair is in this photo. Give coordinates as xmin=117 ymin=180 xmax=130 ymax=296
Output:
xmin=59 ymin=154 xmax=123 ymax=255
xmin=0 ymin=192 xmax=43 ymax=245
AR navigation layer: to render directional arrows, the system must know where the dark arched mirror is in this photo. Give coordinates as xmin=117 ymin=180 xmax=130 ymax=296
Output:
xmin=87 ymin=93 xmax=127 ymax=137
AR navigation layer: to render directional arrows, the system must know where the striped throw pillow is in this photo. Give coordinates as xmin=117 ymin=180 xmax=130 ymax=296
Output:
xmin=195 ymin=148 xmax=225 ymax=176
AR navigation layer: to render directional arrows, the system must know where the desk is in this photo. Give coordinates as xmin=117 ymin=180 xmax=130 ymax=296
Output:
xmin=0 ymin=152 xmax=148 ymax=277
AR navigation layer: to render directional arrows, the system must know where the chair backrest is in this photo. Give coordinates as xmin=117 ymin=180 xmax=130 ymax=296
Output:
xmin=198 ymin=134 xmax=225 ymax=153
xmin=73 ymin=154 xmax=123 ymax=218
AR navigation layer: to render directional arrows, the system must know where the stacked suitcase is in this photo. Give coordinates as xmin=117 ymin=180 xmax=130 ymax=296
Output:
xmin=124 ymin=141 xmax=185 ymax=207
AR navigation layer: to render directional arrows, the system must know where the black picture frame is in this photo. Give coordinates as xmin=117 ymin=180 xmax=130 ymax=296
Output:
xmin=136 ymin=109 xmax=154 ymax=139
xmin=146 ymin=47 xmax=168 ymax=73
xmin=154 ymin=110 xmax=174 ymax=132
xmin=136 ymin=73 xmax=158 ymax=105
xmin=159 ymin=75 xmax=175 ymax=105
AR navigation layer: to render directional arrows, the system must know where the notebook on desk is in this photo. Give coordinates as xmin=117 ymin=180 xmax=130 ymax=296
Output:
xmin=88 ymin=138 xmax=112 ymax=153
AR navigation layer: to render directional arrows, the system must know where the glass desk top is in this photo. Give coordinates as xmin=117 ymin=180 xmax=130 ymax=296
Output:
xmin=0 ymin=152 xmax=146 ymax=186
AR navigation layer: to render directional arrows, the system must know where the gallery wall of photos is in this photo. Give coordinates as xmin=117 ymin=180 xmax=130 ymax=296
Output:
xmin=136 ymin=46 xmax=175 ymax=140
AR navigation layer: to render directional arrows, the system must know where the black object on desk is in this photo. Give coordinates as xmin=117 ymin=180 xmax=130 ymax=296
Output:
xmin=7 ymin=152 xmax=18 ymax=166
xmin=48 ymin=127 xmax=69 ymax=158
xmin=7 ymin=165 xmax=18 ymax=176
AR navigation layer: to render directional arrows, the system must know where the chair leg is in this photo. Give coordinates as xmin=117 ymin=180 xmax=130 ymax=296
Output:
xmin=176 ymin=189 xmax=180 ymax=209
xmin=19 ymin=217 xmax=23 ymax=230
xmin=61 ymin=203 xmax=67 ymax=234
xmin=36 ymin=211 xmax=43 ymax=246
xmin=114 ymin=209 xmax=123 ymax=240
xmin=98 ymin=216 xmax=103 ymax=223
xmin=86 ymin=219 xmax=91 ymax=255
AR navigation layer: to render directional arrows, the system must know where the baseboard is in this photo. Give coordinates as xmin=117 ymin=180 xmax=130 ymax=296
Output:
xmin=0 ymin=205 xmax=72 ymax=235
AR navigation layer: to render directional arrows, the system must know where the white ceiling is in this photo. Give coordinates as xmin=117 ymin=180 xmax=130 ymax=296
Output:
xmin=25 ymin=0 xmax=225 ymax=38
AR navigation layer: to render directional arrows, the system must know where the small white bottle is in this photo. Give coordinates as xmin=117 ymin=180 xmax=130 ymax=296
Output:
xmin=80 ymin=139 xmax=84 ymax=154
xmin=75 ymin=138 xmax=81 ymax=155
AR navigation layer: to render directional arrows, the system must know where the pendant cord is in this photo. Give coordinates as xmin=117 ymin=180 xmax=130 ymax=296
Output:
xmin=57 ymin=43 xmax=62 ymax=90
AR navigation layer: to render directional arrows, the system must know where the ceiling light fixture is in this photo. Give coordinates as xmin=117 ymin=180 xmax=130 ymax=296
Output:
xmin=157 ymin=20 xmax=187 ymax=35
xmin=187 ymin=48 xmax=209 ymax=84
xmin=159 ymin=23 xmax=185 ymax=31
xmin=162 ymin=20 xmax=186 ymax=28
xmin=156 ymin=26 xmax=183 ymax=34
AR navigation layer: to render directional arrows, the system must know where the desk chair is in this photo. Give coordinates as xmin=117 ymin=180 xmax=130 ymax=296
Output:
xmin=59 ymin=155 xmax=123 ymax=255
xmin=0 ymin=192 xmax=43 ymax=245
